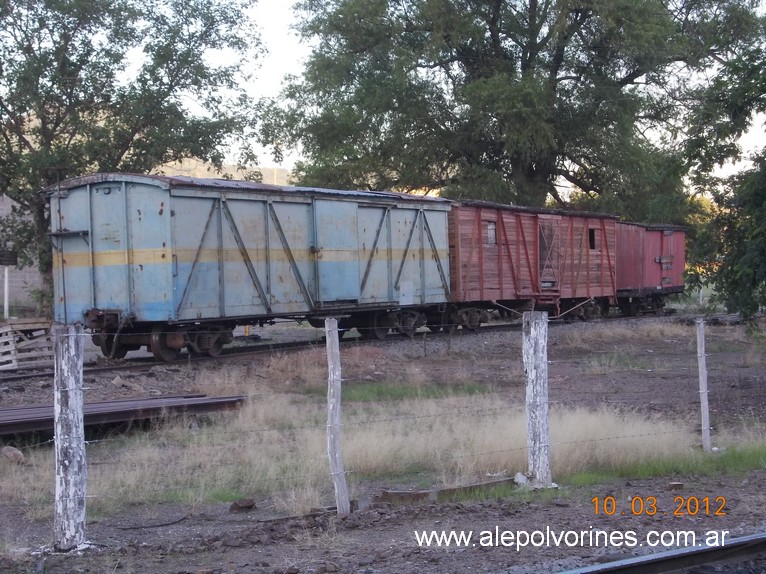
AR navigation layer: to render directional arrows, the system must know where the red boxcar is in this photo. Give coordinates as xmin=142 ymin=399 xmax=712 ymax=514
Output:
xmin=448 ymin=202 xmax=618 ymax=317
xmin=615 ymin=222 xmax=686 ymax=315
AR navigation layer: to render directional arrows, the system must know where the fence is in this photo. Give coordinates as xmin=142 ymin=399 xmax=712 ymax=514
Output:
xmin=0 ymin=318 xmax=54 ymax=371
xmin=1 ymin=314 xmax=753 ymax=551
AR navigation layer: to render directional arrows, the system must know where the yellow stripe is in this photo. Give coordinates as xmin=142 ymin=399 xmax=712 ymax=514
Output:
xmin=53 ymin=248 xmax=450 ymax=268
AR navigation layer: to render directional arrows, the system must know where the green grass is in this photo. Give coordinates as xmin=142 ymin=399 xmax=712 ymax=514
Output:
xmin=562 ymin=443 xmax=766 ymax=484
xmin=208 ymin=488 xmax=249 ymax=503
xmin=299 ymin=380 xmax=491 ymax=402
xmin=345 ymin=381 xmax=489 ymax=401
xmin=426 ymin=444 xmax=766 ymax=506
xmin=582 ymin=352 xmax=655 ymax=375
xmin=706 ymin=341 xmax=747 ymax=353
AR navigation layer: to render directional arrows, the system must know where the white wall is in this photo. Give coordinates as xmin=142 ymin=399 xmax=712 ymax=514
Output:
xmin=0 ymin=195 xmax=44 ymax=314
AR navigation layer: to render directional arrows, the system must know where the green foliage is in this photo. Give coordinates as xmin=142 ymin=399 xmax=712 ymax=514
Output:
xmin=686 ymin=44 xmax=766 ymax=179
xmin=262 ymin=0 xmax=761 ymax=220
xmin=0 ymin=0 xmax=262 ymax=277
xmin=684 ymin=25 xmax=766 ymax=316
xmin=708 ymin=157 xmax=766 ymax=316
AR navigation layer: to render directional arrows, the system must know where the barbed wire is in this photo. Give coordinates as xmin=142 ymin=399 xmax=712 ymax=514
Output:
xmin=4 ymin=318 xmax=764 ymax=520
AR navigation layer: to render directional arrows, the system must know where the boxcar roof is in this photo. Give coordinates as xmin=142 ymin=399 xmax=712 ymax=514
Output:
xmin=44 ymin=173 xmax=450 ymax=205
xmin=453 ymin=198 xmax=619 ymax=220
xmin=618 ymin=221 xmax=688 ymax=232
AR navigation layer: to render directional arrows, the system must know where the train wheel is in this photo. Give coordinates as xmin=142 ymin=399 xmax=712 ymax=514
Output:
xmin=371 ymin=312 xmax=392 ymax=340
xmin=150 ymin=326 xmax=180 ymax=362
xmin=395 ymin=311 xmax=421 ymax=338
xmin=186 ymin=345 xmax=204 ymax=357
xmin=99 ymin=334 xmax=128 ymax=359
xmin=207 ymin=337 xmax=224 ymax=357
xmin=468 ymin=309 xmax=484 ymax=331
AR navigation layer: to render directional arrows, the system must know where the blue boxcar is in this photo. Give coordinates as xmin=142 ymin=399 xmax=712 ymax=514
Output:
xmin=48 ymin=174 xmax=452 ymax=360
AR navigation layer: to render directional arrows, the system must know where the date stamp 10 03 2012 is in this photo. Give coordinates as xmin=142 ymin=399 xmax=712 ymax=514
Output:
xmin=592 ymin=495 xmax=727 ymax=517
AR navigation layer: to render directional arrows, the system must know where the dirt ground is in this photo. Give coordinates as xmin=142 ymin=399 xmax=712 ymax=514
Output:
xmin=1 ymin=315 xmax=766 ymax=574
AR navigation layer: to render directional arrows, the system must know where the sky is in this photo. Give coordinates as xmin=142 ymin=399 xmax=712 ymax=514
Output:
xmin=248 ymin=1 xmax=310 ymax=169
xmin=252 ymin=1 xmax=309 ymax=100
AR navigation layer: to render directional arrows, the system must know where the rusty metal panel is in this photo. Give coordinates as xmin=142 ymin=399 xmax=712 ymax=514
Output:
xmin=538 ymin=214 xmax=561 ymax=294
xmin=647 ymin=227 xmax=685 ymax=290
xmin=559 ymin=216 xmax=617 ymax=299
xmin=616 ymin=223 xmax=685 ymax=294
xmin=450 ymin=202 xmax=618 ymax=309
xmin=449 ymin=204 xmax=548 ymax=303
xmin=615 ymin=223 xmax=645 ymax=291
xmin=643 ymin=228 xmax=663 ymax=288
xmin=662 ymin=229 xmax=686 ymax=289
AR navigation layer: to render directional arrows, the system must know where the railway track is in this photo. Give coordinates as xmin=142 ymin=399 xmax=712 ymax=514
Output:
xmin=560 ymin=532 xmax=766 ymax=573
xmin=0 ymin=334 xmax=334 ymax=383
xmin=0 ymin=311 xmax=707 ymax=385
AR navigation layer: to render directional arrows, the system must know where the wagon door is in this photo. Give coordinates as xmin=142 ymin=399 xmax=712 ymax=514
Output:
xmin=658 ymin=229 xmax=678 ymax=288
xmin=314 ymin=200 xmax=361 ymax=305
xmin=538 ymin=218 xmax=560 ymax=291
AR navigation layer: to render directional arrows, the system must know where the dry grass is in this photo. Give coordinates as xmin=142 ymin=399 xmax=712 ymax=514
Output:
xmin=717 ymin=418 xmax=766 ymax=447
xmin=561 ymin=321 xmax=694 ymax=351
xmin=0 ymin=389 xmax=697 ymax=521
xmin=2 ymin=321 xmax=758 ymax=526
xmin=742 ymin=344 xmax=765 ymax=367
xmin=0 ymin=448 xmax=53 ymax=521
xmin=265 ymin=348 xmax=328 ymax=390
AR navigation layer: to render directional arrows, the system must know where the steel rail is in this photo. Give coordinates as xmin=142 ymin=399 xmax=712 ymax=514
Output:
xmin=0 ymin=394 xmax=244 ymax=436
xmin=0 ymin=337 xmax=329 ymax=383
xmin=558 ymin=532 xmax=766 ymax=574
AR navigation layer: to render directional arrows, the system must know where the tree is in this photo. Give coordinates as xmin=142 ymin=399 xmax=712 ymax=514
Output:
xmin=261 ymin=0 xmax=761 ymax=219
xmin=685 ymin=38 xmax=766 ymax=316
xmin=0 ymin=0 xmax=262 ymax=308
xmin=707 ymin=159 xmax=766 ymax=316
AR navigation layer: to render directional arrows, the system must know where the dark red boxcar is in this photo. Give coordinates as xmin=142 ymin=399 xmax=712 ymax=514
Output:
xmin=448 ymin=202 xmax=617 ymax=316
xmin=615 ymin=222 xmax=686 ymax=315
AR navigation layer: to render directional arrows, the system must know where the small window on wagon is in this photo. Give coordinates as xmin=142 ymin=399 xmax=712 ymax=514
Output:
xmin=589 ymin=228 xmax=598 ymax=250
xmin=485 ymin=221 xmax=497 ymax=245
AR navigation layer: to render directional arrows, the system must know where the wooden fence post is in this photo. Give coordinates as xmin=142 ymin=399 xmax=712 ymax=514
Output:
xmin=696 ymin=318 xmax=712 ymax=452
xmin=522 ymin=311 xmax=552 ymax=486
xmin=53 ymin=323 xmax=87 ymax=551
xmin=324 ymin=318 xmax=350 ymax=514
